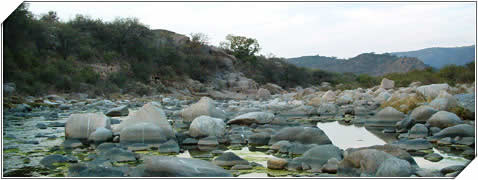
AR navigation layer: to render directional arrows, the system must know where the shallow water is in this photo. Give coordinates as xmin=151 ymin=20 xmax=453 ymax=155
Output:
xmin=317 ymin=121 xmax=470 ymax=170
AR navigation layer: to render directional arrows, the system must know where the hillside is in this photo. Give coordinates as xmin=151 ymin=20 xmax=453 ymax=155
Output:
xmin=287 ymin=53 xmax=428 ymax=76
xmin=391 ymin=45 xmax=475 ymax=69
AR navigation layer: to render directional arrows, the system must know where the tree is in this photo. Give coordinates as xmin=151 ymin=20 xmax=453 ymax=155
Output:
xmin=220 ymin=34 xmax=260 ymax=60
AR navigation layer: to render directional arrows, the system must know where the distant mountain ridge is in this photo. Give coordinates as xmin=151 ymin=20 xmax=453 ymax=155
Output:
xmin=287 ymin=53 xmax=428 ymax=76
xmin=390 ymin=45 xmax=475 ymax=69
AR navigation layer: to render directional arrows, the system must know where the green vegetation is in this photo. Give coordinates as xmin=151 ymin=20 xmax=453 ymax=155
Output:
xmin=383 ymin=62 xmax=475 ymax=87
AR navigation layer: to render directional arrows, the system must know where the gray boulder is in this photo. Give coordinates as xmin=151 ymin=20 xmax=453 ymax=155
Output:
xmin=416 ymin=84 xmax=450 ymax=100
xmin=269 ymin=126 xmax=332 ymax=145
xmin=427 ymin=111 xmax=463 ymax=129
xmin=227 ymin=112 xmax=274 ymax=125
xmin=65 ymin=113 xmax=111 ymax=140
xmin=410 ymin=106 xmax=438 ymax=123
xmin=290 ymin=144 xmax=343 ymax=171
xmin=189 ymin=116 xmax=225 ymax=138
xmin=375 ymin=158 xmax=412 ymax=177
xmin=115 ymin=102 xmax=173 ymax=135
xmin=180 ymin=97 xmax=226 ymax=122
xmin=380 ymin=78 xmax=395 ymax=90
xmin=432 ymin=124 xmax=474 ymax=138
xmin=88 ymin=127 xmax=113 ymax=143
xmin=256 ymin=88 xmax=271 ymax=100
xmin=408 ymin=124 xmax=428 ymax=139
xmin=159 ymin=139 xmax=180 ymax=153
xmin=366 ymin=107 xmax=404 ymax=127
xmin=338 ymin=149 xmax=395 ymax=176
xmin=120 ymin=122 xmax=175 ymax=144
xmin=143 ymin=156 xmax=232 ymax=177
xmin=105 ymin=105 xmax=129 ymax=117
xmin=212 ymin=152 xmax=249 ymax=167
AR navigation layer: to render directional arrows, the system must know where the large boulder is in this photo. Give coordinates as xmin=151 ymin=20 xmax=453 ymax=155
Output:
xmin=338 ymin=149 xmax=395 ymax=176
xmin=227 ymin=112 xmax=274 ymax=125
xmin=65 ymin=113 xmax=111 ymax=140
xmin=212 ymin=152 xmax=249 ymax=167
xmin=380 ymin=78 xmax=395 ymax=90
xmin=290 ymin=144 xmax=343 ymax=171
xmin=115 ymin=102 xmax=173 ymax=133
xmin=105 ymin=105 xmax=129 ymax=117
xmin=345 ymin=144 xmax=417 ymax=166
xmin=366 ymin=107 xmax=404 ymax=127
xmin=375 ymin=158 xmax=412 ymax=177
xmin=189 ymin=116 xmax=226 ymax=138
xmin=269 ymin=126 xmax=331 ymax=145
xmin=429 ymin=92 xmax=458 ymax=111
xmin=180 ymin=97 xmax=226 ymax=122
xmin=256 ymin=88 xmax=271 ymax=100
xmin=432 ymin=124 xmax=474 ymax=138
xmin=416 ymin=84 xmax=450 ymax=100
xmin=120 ymin=122 xmax=175 ymax=144
xmin=336 ymin=95 xmax=353 ymax=105
xmin=143 ymin=156 xmax=232 ymax=177
xmin=88 ymin=127 xmax=113 ymax=143
xmin=408 ymin=124 xmax=428 ymax=139
xmin=427 ymin=111 xmax=463 ymax=129
xmin=410 ymin=105 xmax=438 ymax=123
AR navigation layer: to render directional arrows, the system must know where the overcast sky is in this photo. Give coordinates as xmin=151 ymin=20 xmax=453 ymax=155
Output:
xmin=27 ymin=2 xmax=476 ymax=58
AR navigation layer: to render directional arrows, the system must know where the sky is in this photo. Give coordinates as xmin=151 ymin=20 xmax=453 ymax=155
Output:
xmin=27 ymin=2 xmax=476 ymax=58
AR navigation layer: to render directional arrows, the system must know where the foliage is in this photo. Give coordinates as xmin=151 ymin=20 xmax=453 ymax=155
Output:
xmin=220 ymin=34 xmax=261 ymax=60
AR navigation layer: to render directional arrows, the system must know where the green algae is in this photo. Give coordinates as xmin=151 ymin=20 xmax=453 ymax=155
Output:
xmin=4 ymin=148 xmax=20 ymax=153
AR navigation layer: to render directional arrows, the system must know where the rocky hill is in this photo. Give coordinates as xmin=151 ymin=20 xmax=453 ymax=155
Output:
xmin=391 ymin=45 xmax=475 ymax=69
xmin=287 ymin=53 xmax=428 ymax=76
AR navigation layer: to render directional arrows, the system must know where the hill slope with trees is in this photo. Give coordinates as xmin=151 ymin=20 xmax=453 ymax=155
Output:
xmin=391 ymin=45 xmax=475 ymax=69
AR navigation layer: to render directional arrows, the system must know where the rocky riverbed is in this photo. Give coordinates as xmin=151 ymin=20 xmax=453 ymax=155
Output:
xmin=2 ymin=80 xmax=476 ymax=177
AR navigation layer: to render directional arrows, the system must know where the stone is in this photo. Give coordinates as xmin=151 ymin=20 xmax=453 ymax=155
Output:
xmin=427 ymin=111 xmax=463 ymax=129
xmin=416 ymin=84 xmax=450 ymax=100
xmin=159 ymin=140 xmax=180 ymax=153
xmin=88 ymin=127 xmax=113 ymax=143
xmin=291 ymin=144 xmax=343 ymax=171
xmin=256 ymin=88 xmax=271 ymax=100
xmin=366 ymin=107 xmax=404 ymax=127
xmin=321 ymin=90 xmax=336 ymax=102
xmin=120 ymin=122 xmax=174 ymax=144
xmin=247 ymin=132 xmax=271 ymax=146
xmin=336 ymin=95 xmax=353 ymax=105
xmin=65 ymin=113 xmax=110 ymax=140
xmin=410 ymin=105 xmax=438 ymax=123
xmin=189 ymin=116 xmax=225 ymax=138
xmin=180 ymin=97 xmax=226 ymax=122
xmin=143 ymin=156 xmax=232 ymax=177
xmin=227 ymin=112 xmax=274 ymax=125
xmin=269 ymin=126 xmax=332 ymax=145
xmin=391 ymin=139 xmax=433 ymax=151
xmin=231 ymin=165 xmax=252 ymax=170
xmin=441 ymin=165 xmax=465 ymax=175
xmin=415 ymin=169 xmax=443 ymax=177
xmin=181 ymin=138 xmax=198 ymax=145
xmin=267 ymin=158 xmax=288 ymax=170
xmin=212 ymin=152 xmax=249 ymax=167
xmin=338 ymin=149 xmax=395 ymax=176
xmin=69 ymin=164 xmax=124 ymax=177
xmin=437 ymin=137 xmax=453 ymax=145
xmin=430 ymin=97 xmax=457 ymax=111
xmin=432 ymin=124 xmax=474 ymax=138
xmin=322 ymin=158 xmax=339 ymax=174
xmin=115 ymin=102 xmax=174 ymax=139
xmin=375 ymin=158 xmax=412 ymax=177
xmin=424 ymin=153 xmax=443 ymax=162
xmin=380 ymin=78 xmax=395 ymax=90
xmin=408 ymin=124 xmax=428 ymax=139
xmin=100 ymin=148 xmax=137 ymax=162
xmin=40 ymin=154 xmax=70 ymax=169
xmin=105 ymin=105 xmax=129 ymax=117
xmin=198 ymin=136 xmax=219 ymax=146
